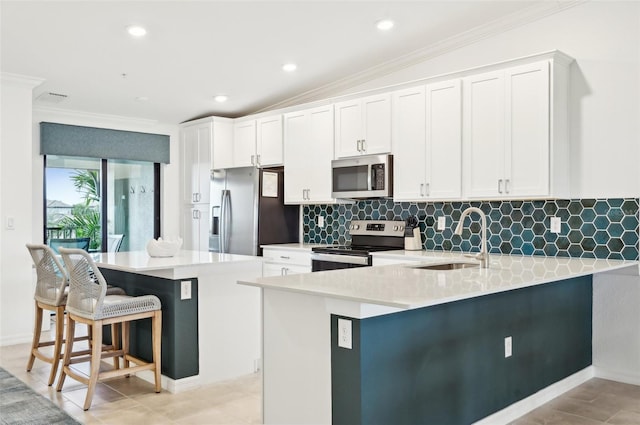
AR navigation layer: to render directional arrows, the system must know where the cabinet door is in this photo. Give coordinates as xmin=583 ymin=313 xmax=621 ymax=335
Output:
xmin=463 ymin=70 xmax=505 ymax=198
xmin=257 ymin=115 xmax=283 ymax=167
xmin=361 ymin=93 xmax=391 ymax=155
xmin=212 ymin=120 xmax=234 ymax=170
xmin=334 ymin=99 xmax=362 ymax=158
xmin=233 ymin=120 xmax=256 ymax=167
xmin=181 ymin=124 xmax=211 ymax=204
xmin=306 ymin=105 xmax=335 ymax=203
xmin=426 ymin=79 xmax=462 ymax=199
xmin=392 ymin=86 xmax=426 ymax=201
xmin=182 ymin=205 xmax=209 ymax=251
xmin=283 ymin=111 xmax=309 ymax=204
xmin=505 ymin=61 xmax=550 ymax=197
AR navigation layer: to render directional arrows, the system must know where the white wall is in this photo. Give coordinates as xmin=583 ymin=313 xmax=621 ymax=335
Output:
xmin=339 ymin=1 xmax=640 ymax=199
xmin=0 ymin=74 xmax=43 ymax=345
xmin=0 ymin=98 xmax=179 ymax=345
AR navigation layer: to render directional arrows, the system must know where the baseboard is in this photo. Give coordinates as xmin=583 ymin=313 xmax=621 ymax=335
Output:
xmin=136 ymin=370 xmax=202 ymax=394
xmin=0 ymin=333 xmax=33 ymax=347
xmin=473 ymin=366 xmax=595 ymax=425
xmin=593 ymin=366 xmax=640 ymax=386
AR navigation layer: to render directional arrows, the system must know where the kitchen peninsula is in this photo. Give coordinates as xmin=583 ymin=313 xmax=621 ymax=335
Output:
xmin=94 ymin=250 xmax=263 ymax=392
xmin=240 ymin=253 xmax=638 ymax=425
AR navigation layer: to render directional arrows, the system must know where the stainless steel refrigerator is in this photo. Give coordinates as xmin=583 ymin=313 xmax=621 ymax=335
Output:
xmin=209 ymin=167 xmax=299 ymax=256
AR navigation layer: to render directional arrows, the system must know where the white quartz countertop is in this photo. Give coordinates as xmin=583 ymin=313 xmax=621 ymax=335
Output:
xmin=94 ymin=250 xmax=260 ymax=273
xmin=239 ymin=253 xmax=638 ymax=309
xmin=260 ymin=243 xmax=331 ymax=252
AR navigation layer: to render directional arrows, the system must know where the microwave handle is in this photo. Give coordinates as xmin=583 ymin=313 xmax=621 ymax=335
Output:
xmin=368 ymin=164 xmax=373 ymax=190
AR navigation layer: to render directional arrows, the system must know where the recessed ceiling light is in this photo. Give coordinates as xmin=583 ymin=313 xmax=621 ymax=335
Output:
xmin=376 ymin=19 xmax=394 ymax=31
xmin=135 ymin=96 xmax=149 ymax=102
xmin=282 ymin=63 xmax=297 ymax=72
xmin=127 ymin=25 xmax=147 ymax=37
xmin=214 ymin=95 xmax=228 ymax=103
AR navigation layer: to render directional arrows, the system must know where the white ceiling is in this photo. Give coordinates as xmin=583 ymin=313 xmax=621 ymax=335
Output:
xmin=2 ymin=1 xmax=564 ymax=124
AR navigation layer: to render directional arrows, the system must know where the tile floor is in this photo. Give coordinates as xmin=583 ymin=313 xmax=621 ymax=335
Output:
xmin=1 ymin=324 xmax=639 ymax=424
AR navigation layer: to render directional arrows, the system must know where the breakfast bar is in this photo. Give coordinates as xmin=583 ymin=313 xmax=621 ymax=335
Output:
xmin=240 ymin=253 xmax=638 ymax=425
xmin=94 ymin=250 xmax=263 ymax=392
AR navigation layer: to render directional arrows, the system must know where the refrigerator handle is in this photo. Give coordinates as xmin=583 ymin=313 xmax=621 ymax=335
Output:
xmin=220 ymin=190 xmax=231 ymax=253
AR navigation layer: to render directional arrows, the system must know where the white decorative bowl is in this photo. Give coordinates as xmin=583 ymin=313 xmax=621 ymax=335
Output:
xmin=146 ymin=237 xmax=182 ymax=257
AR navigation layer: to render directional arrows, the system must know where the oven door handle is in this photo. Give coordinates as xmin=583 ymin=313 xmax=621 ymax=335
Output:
xmin=310 ymin=253 xmax=370 ymax=265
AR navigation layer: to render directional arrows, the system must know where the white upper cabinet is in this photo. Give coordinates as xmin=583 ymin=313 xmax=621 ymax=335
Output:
xmin=334 ymin=93 xmax=391 ymax=158
xmin=284 ymin=105 xmax=335 ymax=204
xmin=233 ymin=119 xmax=256 ymax=168
xmin=392 ymin=80 xmax=462 ymax=202
xmin=212 ymin=120 xmax=234 ymax=170
xmin=181 ymin=122 xmax=212 ymax=204
xmin=256 ymin=114 xmax=283 ymax=167
xmin=462 ymin=60 xmax=565 ymax=199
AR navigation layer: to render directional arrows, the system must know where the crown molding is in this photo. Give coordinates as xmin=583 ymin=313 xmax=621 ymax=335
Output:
xmin=257 ymin=0 xmax=587 ymax=113
xmin=1 ymin=72 xmax=45 ymax=89
xmin=33 ymin=105 xmax=160 ymax=128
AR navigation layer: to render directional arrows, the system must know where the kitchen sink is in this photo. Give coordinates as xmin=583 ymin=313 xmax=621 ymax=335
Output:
xmin=411 ymin=262 xmax=479 ymax=271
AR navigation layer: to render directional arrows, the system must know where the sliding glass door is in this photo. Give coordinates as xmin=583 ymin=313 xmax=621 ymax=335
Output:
xmin=44 ymin=155 xmax=159 ymax=252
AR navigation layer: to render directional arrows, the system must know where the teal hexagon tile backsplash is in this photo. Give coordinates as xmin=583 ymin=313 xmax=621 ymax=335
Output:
xmin=302 ymin=198 xmax=639 ymax=260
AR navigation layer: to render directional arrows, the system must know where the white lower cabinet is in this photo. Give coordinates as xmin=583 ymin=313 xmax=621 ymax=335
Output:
xmin=262 ymin=248 xmax=311 ymax=276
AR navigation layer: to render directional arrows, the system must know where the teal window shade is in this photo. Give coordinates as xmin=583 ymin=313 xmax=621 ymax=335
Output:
xmin=40 ymin=122 xmax=170 ymax=164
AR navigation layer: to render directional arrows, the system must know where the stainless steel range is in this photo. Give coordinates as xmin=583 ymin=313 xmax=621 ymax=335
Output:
xmin=310 ymin=220 xmax=406 ymax=272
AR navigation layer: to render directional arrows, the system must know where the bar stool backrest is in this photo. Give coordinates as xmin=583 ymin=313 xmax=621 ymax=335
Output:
xmin=26 ymin=243 xmax=68 ymax=306
xmin=58 ymin=248 xmax=107 ymax=320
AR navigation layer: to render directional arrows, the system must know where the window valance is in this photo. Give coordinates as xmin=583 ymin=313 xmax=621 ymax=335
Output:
xmin=40 ymin=122 xmax=170 ymax=164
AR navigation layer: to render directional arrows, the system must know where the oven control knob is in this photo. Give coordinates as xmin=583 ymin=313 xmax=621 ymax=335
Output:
xmin=393 ymin=225 xmax=399 ymax=231
xmin=353 ymin=224 xmax=360 ymax=230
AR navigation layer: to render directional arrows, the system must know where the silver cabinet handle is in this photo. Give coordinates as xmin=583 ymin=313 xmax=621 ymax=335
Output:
xmin=361 ymin=139 xmax=366 ymax=152
xmin=356 ymin=140 xmax=362 ymax=152
xmin=498 ymin=179 xmax=503 ymax=194
xmin=420 ymin=183 xmax=424 ymax=197
xmin=425 ymin=183 xmax=430 ymax=196
xmin=505 ymin=179 xmax=510 ymax=194
xmin=256 ymin=154 xmax=261 ymax=167
xmin=192 ymin=209 xmax=200 ymax=219
xmin=280 ymin=255 xmax=290 ymax=259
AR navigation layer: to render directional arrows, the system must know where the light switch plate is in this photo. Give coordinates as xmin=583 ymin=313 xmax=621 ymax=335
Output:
xmin=437 ymin=216 xmax=446 ymax=231
xmin=318 ymin=215 xmax=325 ymax=228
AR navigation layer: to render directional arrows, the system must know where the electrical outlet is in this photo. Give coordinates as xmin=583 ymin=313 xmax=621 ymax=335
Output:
xmin=437 ymin=216 xmax=446 ymax=231
xmin=550 ymin=217 xmax=561 ymax=233
xmin=338 ymin=318 xmax=352 ymax=349
xmin=318 ymin=215 xmax=325 ymax=228
xmin=181 ymin=280 xmax=192 ymax=300
xmin=504 ymin=336 xmax=512 ymax=358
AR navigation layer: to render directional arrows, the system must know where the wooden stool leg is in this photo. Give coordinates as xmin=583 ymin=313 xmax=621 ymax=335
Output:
xmin=47 ymin=305 xmax=65 ymax=386
xmin=84 ymin=321 xmax=102 ymax=411
xmin=56 ymin=314 xmax=75 ymax=392
xmin=122 ymin=321 xmax=130 ymax=371
xmin=111 ymin=323 xmax=120 ymax=370
xmin=26 ymin=301 xmax=43 ymax=372
xmin=153 ymin=310 xmax=162 ymax=393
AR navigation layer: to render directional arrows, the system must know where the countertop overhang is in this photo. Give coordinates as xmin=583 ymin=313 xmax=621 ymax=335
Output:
xmin=93 ymin=250 xmax=260 ymax=273
xmin=239 ymin=252 xmax=638 ymax=309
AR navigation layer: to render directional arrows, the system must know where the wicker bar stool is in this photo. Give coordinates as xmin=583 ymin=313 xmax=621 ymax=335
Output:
xmin=56 ymin=247 xmax=162 ymax=411
xmin=25 ymin=244 xmax=127 ymax=386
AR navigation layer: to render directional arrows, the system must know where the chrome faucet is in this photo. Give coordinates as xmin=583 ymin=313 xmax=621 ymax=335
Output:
xmin=454 ymin=207 xmax=489 ymax=268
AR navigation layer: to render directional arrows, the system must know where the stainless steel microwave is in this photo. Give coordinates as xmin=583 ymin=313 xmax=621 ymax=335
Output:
xmin=331 ymin=154 xmax=393 ymax=199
